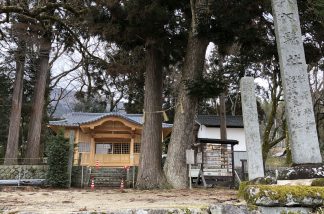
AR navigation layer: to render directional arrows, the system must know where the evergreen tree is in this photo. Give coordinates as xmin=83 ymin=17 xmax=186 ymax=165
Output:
xmin=82 ymin=0 xmax=187 ymax=188
xmin=46 ymin=130 xmax=69 ymax=188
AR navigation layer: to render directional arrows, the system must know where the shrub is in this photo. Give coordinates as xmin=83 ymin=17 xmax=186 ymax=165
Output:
xmin=46 ymin=129 xmax=69 ymax=188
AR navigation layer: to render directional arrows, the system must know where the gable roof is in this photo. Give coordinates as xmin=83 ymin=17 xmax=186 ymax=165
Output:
xmin=49 ymin=112 xmax=173 ymax=128
xmin=196 ymin=115 xmax=244 ymax=128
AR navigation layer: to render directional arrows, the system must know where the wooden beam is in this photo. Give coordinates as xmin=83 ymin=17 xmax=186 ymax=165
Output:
xmin=93 ymin=133 xmax=132 ymax=139
xmin=81 ymin=116 xmax=142 ymax=130
xmin=94 ymin=127 xmax=132 ymax=132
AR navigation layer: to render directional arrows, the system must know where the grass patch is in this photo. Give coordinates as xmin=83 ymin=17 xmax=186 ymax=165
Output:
xmin=265 ymin=156 xmax=288 ymax=168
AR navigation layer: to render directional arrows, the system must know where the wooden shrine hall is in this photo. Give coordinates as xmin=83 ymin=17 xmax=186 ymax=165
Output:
xmin=49 ymin=112 xmax=172 ymax=167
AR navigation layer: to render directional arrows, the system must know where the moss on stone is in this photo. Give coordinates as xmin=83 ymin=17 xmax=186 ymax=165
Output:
xmin=238 ymin=177 xmax=276 ymax=199
xmin=245 ymin=185 xmax=324 ymax=206
xmin=280 ymin=211 xmax=302 ymax=214
xmin=247 ymin=204 xmax=259 ymax=211
xmin=179 ymin=208 xmax=191 ymax=214
xmin=314 ymin=207 xmax=324 ymax=213
xmin=312 ymin=178 xmax=324 ymax=187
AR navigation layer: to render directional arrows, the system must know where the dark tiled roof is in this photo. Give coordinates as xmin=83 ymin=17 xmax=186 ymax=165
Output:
xmin=49 ymin=112 xmax=173 ymax=128
xmin=196 ymin=115 xmax=244 ymax=128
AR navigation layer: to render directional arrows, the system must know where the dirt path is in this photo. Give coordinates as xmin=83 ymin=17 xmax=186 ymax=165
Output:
xmin=0 ymin=187 xmax=239 ymax=213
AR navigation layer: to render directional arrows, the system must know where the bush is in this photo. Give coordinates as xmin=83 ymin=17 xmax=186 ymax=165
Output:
xmin=46 ymin=130 xmax=69 ymax=188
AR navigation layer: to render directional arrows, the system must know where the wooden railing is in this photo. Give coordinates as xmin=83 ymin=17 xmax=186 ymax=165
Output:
xmin=79 ymin=153 xmax=140 ymax=167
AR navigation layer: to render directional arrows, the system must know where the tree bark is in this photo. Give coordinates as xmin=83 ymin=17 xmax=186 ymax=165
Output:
xmin=164 ymin=32 xmax=208 ymax=188
xmin=219 ymin=93 xmax=227 ymax=140
xmin=4 ymin=39 xmax=26 ymax=165
xmin=25 ymin=34 xmax=52 ymax=164
xmin=136 ymin=40 xmax=167 ymax=189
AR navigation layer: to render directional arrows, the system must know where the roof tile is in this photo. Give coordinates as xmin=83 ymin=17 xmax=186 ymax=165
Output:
xmin=49 ymin=112 xmax=173 ymax=128
xmin=196 ymin=115 xmax=244 ymax=128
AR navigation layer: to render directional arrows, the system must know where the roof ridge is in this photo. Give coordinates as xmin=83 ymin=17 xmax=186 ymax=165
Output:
xmin=49 ymin=112 xmax=173 ymax=128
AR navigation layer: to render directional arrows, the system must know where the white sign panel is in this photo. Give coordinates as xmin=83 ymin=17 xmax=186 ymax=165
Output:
xmin=186 ymin=149 xmax=195 ymax=165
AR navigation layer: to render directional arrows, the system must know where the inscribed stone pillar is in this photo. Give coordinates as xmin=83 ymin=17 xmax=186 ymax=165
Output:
xmin=240 ymin=77 xmax=265 ymax=180
xmin=271 ymin=0 xmax=322 ymax=164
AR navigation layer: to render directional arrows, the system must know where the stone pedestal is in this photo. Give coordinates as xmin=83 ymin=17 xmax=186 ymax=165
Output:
xmin=277 ymin=164 xmax=324 ymax=180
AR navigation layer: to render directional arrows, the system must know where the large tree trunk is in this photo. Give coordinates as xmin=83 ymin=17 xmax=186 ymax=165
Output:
xmin=164 ymin=32 xmax=208 ymax=188
xmin=25 ymin=34 xmax=51 ymax=164
xmin=136 ymin=40 xmax=167 ymax=189
xmin=4 ymin=39 xmax=26 ymax=165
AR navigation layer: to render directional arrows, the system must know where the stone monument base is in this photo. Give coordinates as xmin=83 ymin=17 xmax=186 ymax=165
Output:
xmin=239 ymin=184 xmax=324 ymax=213
xmin=278 ymin=164 xmax=324 ymax=180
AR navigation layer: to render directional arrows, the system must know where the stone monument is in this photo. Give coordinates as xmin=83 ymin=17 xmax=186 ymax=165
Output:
xmin=240 ymin=77 xmax=265 ymax=180
xmin=272 ymin=0 xmax=322 ymax=164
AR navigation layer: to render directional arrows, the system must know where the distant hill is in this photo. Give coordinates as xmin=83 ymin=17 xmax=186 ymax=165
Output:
xmin=49 ymin=88 xmax=77 ymax=118
xmin=49 ymin=88 xmax=126 ymax=118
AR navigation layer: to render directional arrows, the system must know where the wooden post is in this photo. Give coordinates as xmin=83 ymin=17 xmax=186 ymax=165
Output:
xmin=78 ymin=153 xmax=82 ymax=166
xmin=219 ymin=93 xmax=228 ymax=181
xmin=200 ymin=144 xmax=207 ymax=188
xmin=130 ymin=134 xmax=135 ymax=166
xmin=186 ymin=149 xmax=195 ymax=189
xmin=74 ymin=129 xmax=80 ymax=165
xmin=68 ymin=130 xmax=75 ymax=188
xmin=189 ymin=163 xmax=192 ymax=189
xmin=81 ymin=165 xmax=84 ymax=188
xmin=231 ymin=144 xmax=235 ymax=188
xmin=90 ymin=137 xmax=95 ymax=166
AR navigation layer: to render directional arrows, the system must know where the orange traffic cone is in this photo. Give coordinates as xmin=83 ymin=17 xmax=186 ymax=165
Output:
xmin=91 ymin=178 xmax=95 ymax=190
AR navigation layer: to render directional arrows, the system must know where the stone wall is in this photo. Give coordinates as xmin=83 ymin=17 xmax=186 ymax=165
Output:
xmin=0 ymin=165 xmax=48 ymax=180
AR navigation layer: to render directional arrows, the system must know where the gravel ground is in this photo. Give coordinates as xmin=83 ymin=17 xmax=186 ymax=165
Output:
xmin=0 ymin=186 xmax=239 ymax=213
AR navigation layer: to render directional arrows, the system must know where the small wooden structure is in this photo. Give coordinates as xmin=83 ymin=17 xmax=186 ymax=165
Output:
xmin=194 ymin=138 xmax=238 ymax=187
xmin=49 ymin=112 xmax=172 ymax=167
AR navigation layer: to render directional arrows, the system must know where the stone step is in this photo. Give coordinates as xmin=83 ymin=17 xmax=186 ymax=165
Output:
xmin=90 ymin=168 xmax=127 ymax=173
xmin=89 ymin=173 xmax=126 ymax=177
xmin=92 ymin=177 xmax=125 ymax=182
xmin=87 ymin=167 xmax=128 ymax=187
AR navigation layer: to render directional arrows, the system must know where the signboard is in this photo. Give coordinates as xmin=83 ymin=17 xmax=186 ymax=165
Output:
xmin=186 ymin=149 xmax=195 ymax=164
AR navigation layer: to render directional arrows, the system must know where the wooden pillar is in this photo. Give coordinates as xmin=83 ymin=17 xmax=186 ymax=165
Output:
xmin=130 ymin=128 xmax=135 ymax=166
xmin=74 ymin=129 xmax=80 ymax=165
xmin=68 ymin=130 xmax=75 ymax=188
xmin=90 ymin=136 xmax=95 ymax=166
